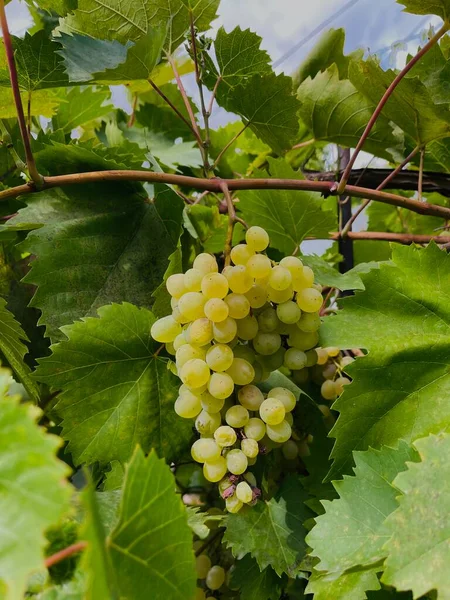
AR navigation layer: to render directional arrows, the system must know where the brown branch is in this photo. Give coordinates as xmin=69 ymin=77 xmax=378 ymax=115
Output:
xmin=341 ymin=146 xmax=421 ymax=236
xmin=2 ymin=171 xmax=450 ymax=220
xmin=338 ymin=22 xmax=449 ymax=193
xmin=127 ymin=93 xmax=138 ymax=128
xmin=45 ymin=541 xmax=87 ymax=569
xmin=207 ymin=76 xmax=222 ymax=116
xmin=212 ymin=123 xmax=249 ymax=170
xmin=0 ymin=0 xmax=42 ymax=185
xmin=292 ymin=138 xmax=315 ymax=150
xmin=329 ymin=231 xmax=450 ymax=244
xmin=147 ymin=78 xmax=197 ymax=136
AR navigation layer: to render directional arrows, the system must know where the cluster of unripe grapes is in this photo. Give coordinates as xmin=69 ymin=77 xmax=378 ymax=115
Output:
xmin=194 ymin=542 xmax=228 ymax=599
xmin=151 ymin=225 xmax=329 ymax=512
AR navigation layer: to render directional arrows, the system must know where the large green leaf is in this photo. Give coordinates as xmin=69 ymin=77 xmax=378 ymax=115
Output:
xmin=320 ymin=243 xmax=450 ymax=478
xmin=301 ymin=255 xmax=371 ymax=291
xmin=6 ymin=144 xmax=183 ymax=341
xmin=293 ymin=28 xmax=349 ymax=87
xmin=0 ymin=86 xmax=62 ymax=118
xmin=297 ymin=65 xmax=401 ymax=160
xmin=404 ymin=40 xmax=450 ymax=105
xmin=52 ymin=87 xmax=113 ymax=133
xmin=0 ymin=297 xmax=39 ymax=401
xmin=230 ymin=556 xmax=284 ymax=600
xmin=218 ymin=73 xmax=301 ymax=154
xmin=0 ymin=371 xmax=71 ymax=600
xmin=398 ymin=0 xmax=450 ymax=19
xmin=307 ymin=442 xmax=419 ymax=575
xmin=382 ymin=433 xmax=450 ymax=598
xmin=237 ymin=158 xmax=336 ymax=254
xmin=109 ymin=448 xmax=196 ymax=599
xmin=224 ymin=476 xmax=312 ymax=577
xmin=349 ymin=57 xmax=450 ymax=145
xmin=305 ymin=567 xmax=381 ymax=600
xmin=34 ymin=303 xmax=193 ymax=466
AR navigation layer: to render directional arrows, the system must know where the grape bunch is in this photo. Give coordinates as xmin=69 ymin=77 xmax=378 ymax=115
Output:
xmin=194 ymin=545 xmax=227 ymax=599
xmin=151 ymin=225 xmax=325 ymax=512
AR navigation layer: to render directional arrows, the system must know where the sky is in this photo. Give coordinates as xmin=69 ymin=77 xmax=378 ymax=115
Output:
xmin=3 ymin=0 xmax=440 ymax=254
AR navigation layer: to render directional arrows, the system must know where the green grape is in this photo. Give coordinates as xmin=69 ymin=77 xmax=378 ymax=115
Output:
xmin=170 ymin=296 xmax=179 ymax=310
xmin=312 ymin=283 xmax=323 ymax=292
xmin=246 ymin=225 xmax=269 ymax=251
xmin=296 ymin=288 xmax=323 ymax=313
xmin=178 ymin=292 xmax=206 ymax=321
xmin=225 ymin=265 xmax=253 ymax=294
xmin=225 ymin=358 xmax=255 ymax=386
xmin=268 ymin=387 xmax=296 ymax=412
xmin=259 ymin=397 xmax=285 ymax=425
xmin=335 ymin=376 xmax=351 ymax=394
xmin=174 ymin=390 xmax=202 ymax=419
xmin=204 ymin=298 xmax=229 ymax=323
xmin=151 ymin=315 xmax=182 ymax=343
xmin=238 ymin=385 xmax=264 ymax=411
xmin=206 ymin=565 xmax=226 ymax=591
xmin=196 ymin=554 xmax=212 ymax=579
xmin=173 ymin=332 xmax=187 ymax=351
xmin=203 ymin=457 xmax=227 ymax=482
xmin=269 ymin=266 xmax=292 ymax=291
xmin=225 ymin=293 xmax=250 ymax=319
xmin=253 ymin=332 xmax=281 ymax=355
xmin=214 ymin=425 xmax=237 ymax=447
xmin=180 ymin=358 xmax=210 ymax=389
xmin=326 ymin=346 xmax=340 ymax=357
xmin=284 ymin=411 xmax=293 ymax=426
xmin=212 ymin=317 xmax=237 ymax=343
xmin=195 ymin=410 xmax=221 ymax=435
xmin=282 ymin=439 xmax=299 ymax=460
xmin=187 ymin=318 xmax=214 ymax=346
xmin=201 ymin=391 xmax=225 ymax=413
xmin=236 ymin=481 xmax=253 ymax=503
xmin=236 ymin=315 xmax=258 ymax=341
xmin=321 ymin=379 xmax=338 ymax=401
xmin=225 ymin=405 xmax=250 ymax=428
xmin=292 ymin=368 xmax=309 ymax=385
xmin=266 ymin=419 xmax=292 ymax=443
xmin=288 ymin=329 xmax=319 ymax=351
xmin=298 ymin=439 xmax=311 ymax=457
xmin=259 ymin=347 xmax=285 ymax=371
xmin=191 ymin=438 xmax=221 ymax=463
xmin=244 ymin=417 xmax=266 ymax=440
xmin=218 ymin=476 xmax=234 ymax=494
xmin=176 ymin=344 xmax=206 ymax=369
xmin=284 ymin=348 xmax=307 ymax=370
xmin=292 ymin=265 xmax=314 ymax=291
xmin=276 ymin=300 xmax=301 ymax=324
xmin=297 ymin=311 xmax=321 ymax=332
xmin=245 ymin=284 xmax=268 ymax=308
xmin=267 ymin=285 xmax=293 ymax=304
xmin=314 ymin=347 xmax=327 ymax=365
xmin=340 ymin=356 xmax=354 ymax=368
xmin=183 ymin=268 xmax=203 ymax=292
xmin=172 ymin=307 xmax=187 ymax=324
xmin=201 ymin=273 xmax=229 ymax=299
xmin=226 ymin=449 xmax=248 ymax=474
xmin=322 ymin=363 xmax=337 ymax=380
xmin=230 ymin=243 xmax=255 ymax=265
xmin=208 ymin=372 xmax=234 ymax=399
xmin=165 ymin=342 xmax=175 ymax=355
xmin=257 ymin=307 xmax=278 ymax=332
xmin=205 ymin=344 xmax=234 ymax=372
xmin=305 ymin=349 xmax=318 ymax=367
xmin=276 ymin=321 xmax=296 ymax=336
xmin=319 ymin=404 xmax=332 ymax=418
xmin=241 ymin=438 xmax=259 ymax=458
xmin=166 ymin=273 xmax=186 ymax=299
xmin=246 ymin=254 xmax=272 ymax=279
xmin=279 ymin=256 xmax=303 ymax=278
xmin=233 ymin=344 xmax=256 ymax=364
xmin=225 ymin=495 xmax=243 ymax=513
xmin=193 ymin=253 xmax=219 ymax=274
xmin=244 ymin=472 xmax=257 ymax=487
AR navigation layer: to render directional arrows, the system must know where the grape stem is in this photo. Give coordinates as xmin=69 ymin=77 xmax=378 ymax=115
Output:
xmin=194 ymin=527 xmax=224 ymax=557
xmin=220 ymin=180 xmax=237 ymax=266
xmin=44 ymin=541 xmax=87 ymax=568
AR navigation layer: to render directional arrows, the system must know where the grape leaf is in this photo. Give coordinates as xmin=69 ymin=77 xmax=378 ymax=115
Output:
xmin=293 ymin=28 xmax=349 ymax=87
xmin=398 ymin=0 xmax=450 ymax=19
xmin=367 ymin=200 xmax=445 ymax=236
xmin=0 ymin=297 xmax=39 ymax=401
xmin=297 ymin=65 xmax=401 ymax=161
xmin=36 ymin=574 xmax=85 ymax=600
xmin=349 ymin=57 xmax=450 ymax=145
xmin=320 ymin=242 xmax=450 ymax=478
xmin=307 ymin=442 xmax=419 ymax=575
xmin=218 ymin=73 xmax=301 ymax=154
xmin=230 ymin=556 xmax=284 ymax=600
xmin=0 ymin=31 xmax=69 ymax=90
xmin=109 ymin=448 xmax=196 ymax=599
xmin=0 ymin=86 xmax=62 ymax=118
xmin=186 ymin=506 xmax=212 ymax=540
xmin=6 ymin=144 xmax=183 ymax=341
xmin=382 ymin=433 xmax=450 ymax=598
xmin=0 ymin=373 xmax=71 ymax=600
xmin=52 ymin=87 xmax=113 ymax=133
xmin=237 ymin=158 xmax=336 ymax=254
xmin=152 ymin=247 xmax=182 ymax=318
xmin=305 ymin=567 xmax=381 ymax=600
xmin=404 ymin=40 xmax=450 ymax=106
xmin=301 ymin=255 xmax=369 ymax=291
xmin=34 ymin=303 xmax=193 ymax=466
xmin=224 ymin=476 xmax=313 ymax=577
